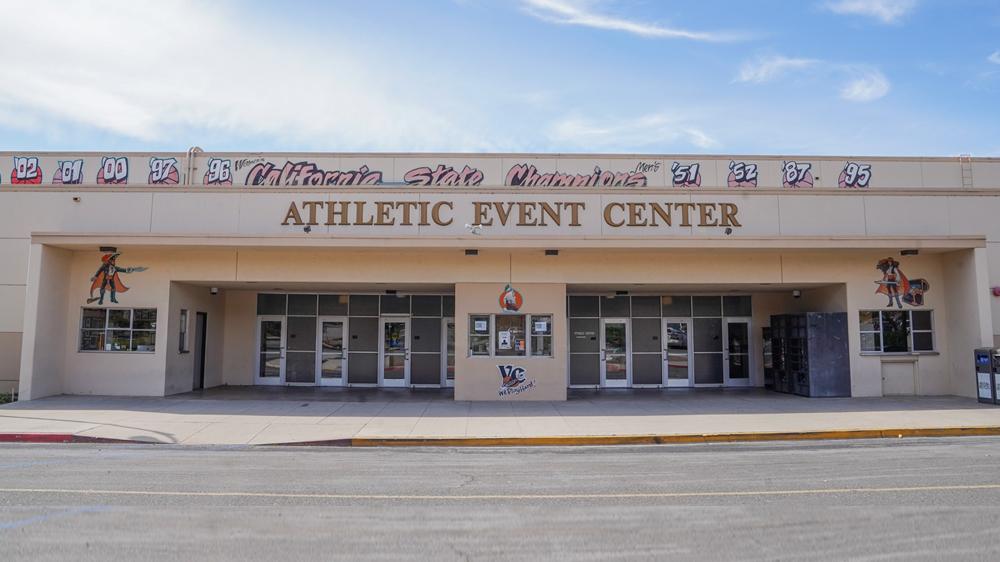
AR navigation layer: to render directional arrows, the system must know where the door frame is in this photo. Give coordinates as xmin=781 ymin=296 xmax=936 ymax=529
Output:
xmin=193 ymin=312 xmax=208 ymax=390
xmin=442 ymin=316 xmax=455 ymax=388
xmin=662 ymin=317 xmax=693 ymax=388
xmin=254 ymin=315 xmax=285 ymax=386
xmin=378 ymin=316 xmax=411 ymax=387
xmin=316 ymin=315 xmax=348 ymax=387
xmin=723 ymin=316 xmax=753 ymax=387
xmin=600 ymin=317 xmax=630 ymax=388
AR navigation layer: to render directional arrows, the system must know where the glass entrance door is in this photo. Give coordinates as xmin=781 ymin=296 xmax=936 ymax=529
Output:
xmin=317 ymin=317 xmax=347 ymax=387
xmin=255 ymin=316 xmax=284 ymax=386
xmin=724 ymin=317 xmax=752 ymax=386
xmin=601 ymin=318 xmax=629 ymax=388
xmin=442 ymin=317 xmax=455 ymax=387
xmin=663 ymin=318 xmax=693 ymax=387
xmin=380 ymin=318 xmax=410 ymax=387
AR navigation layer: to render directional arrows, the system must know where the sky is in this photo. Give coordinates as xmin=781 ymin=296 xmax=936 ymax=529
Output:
xmin=0 ymin=0 xmax=998 ymax=156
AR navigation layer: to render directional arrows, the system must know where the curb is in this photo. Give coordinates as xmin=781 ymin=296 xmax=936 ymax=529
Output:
xmin=0 ymin=433 xmax=146 ymax=444
xmin=274 ymin=426 xmax=1000 ymax=447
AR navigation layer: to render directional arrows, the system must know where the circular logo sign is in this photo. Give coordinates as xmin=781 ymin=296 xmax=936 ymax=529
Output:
xmin=499 ymin=284 xmax=523 ymax=312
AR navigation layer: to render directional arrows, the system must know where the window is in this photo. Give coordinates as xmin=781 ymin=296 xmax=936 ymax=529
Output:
xmin=469 ymin=314 xmax=491 ymax=356
xmin=468 ymin=313 xmax=554 ymax=358
xmin=530 ymin=314 xmax=552 ymax=357
xmin=859 ymin=310 xmax=933 ymax=353
xmin=178 ymin=309 xmax=189 ymax=353
xmin=80 ymin=308 xmax=157 ymax=352
xmin=495 ymin=314 xmax=527 ymax=357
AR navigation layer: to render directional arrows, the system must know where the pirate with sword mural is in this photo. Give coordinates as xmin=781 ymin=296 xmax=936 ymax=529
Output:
xmin=88 ymin=252 xmax=147 ymax=305
xmin=875 ymin=257 xmax=929 ymax=309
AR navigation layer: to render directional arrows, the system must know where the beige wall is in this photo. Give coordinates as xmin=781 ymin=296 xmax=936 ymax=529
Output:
xmin=455 ymin=283 xmax=568 ymax=401
xmin=19 ymin=244 xmax=71 ymax=399
xmin=221 ymin=290 xmax=256 ymax=386
xmin=163 ymin=283 xmax=226 ymax=395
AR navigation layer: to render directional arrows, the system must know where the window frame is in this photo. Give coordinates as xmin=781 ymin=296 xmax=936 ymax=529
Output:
xmin=178 ymin=309 xmax=190 ymax=353
xmin=468 ymin=313 xmax=555 ymax=358
xmin=79 ymin=307 xmax=158 ymax=354
xmin=859 ymin=309 xmax=935 ymax=354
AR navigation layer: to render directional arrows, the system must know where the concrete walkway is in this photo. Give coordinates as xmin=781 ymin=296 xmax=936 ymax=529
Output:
xmin=3 ymin=388 xmax=1000 ymax=445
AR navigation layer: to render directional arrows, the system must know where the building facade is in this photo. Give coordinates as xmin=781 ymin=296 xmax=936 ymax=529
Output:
xmin=2 ymin=151 xmax=998 ymax=401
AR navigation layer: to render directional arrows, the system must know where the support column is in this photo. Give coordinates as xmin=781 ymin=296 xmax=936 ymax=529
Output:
xmin=19 ymin=244 xmax=72 ymax=400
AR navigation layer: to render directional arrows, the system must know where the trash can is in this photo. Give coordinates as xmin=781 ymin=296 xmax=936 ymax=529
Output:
xmin=975 ymin=348 xmax=996 ymax=404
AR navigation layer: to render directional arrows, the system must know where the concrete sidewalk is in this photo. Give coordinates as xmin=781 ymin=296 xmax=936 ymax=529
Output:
xmin=3 ymin=389 xmax=1000 ymax=445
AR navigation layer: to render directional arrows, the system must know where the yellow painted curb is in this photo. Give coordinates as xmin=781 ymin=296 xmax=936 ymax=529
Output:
xmin=347 ymin=426 xmax=1000 ymax=447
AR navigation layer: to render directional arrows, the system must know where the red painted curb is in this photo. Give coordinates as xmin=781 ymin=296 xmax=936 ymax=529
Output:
xmin=0 ymin=433 xmax=147 ymax=444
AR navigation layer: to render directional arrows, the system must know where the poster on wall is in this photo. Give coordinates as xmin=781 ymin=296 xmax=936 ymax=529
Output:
xmin=87 ymin=252 xmax=148 ymax=305
xmin=874 ymin=257 xmax=929 ymax=308
xmin=498 ymin=365 xmax=536 ymax=397
xmin=498 ymin=330 xmax=512 ymax=350
xmin=499 ymin=284 xmax=523 ymax=312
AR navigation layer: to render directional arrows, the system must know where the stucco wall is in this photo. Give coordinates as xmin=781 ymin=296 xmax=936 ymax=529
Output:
xmin=163 ymin=282 xmax=226 ymax=395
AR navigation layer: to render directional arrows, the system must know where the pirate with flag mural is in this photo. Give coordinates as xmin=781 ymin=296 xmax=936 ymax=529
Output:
xmin=88 ymin=252 xmax=147 ymax=305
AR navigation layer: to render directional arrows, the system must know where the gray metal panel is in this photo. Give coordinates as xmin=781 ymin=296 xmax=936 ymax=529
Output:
xmin=693 ymin=318 xmax=723 ymax=352
xmin=285 ymin=352 xmax=315 ymax=383
xmin=805 ymin=312 xmax=851 ymax=397
xmin=349 ymin=295 xmax=379 ymax=317
xmin=694 ymin=353 xmax=723 ymax=384
xmin=411 ymin=295 xmax=442 ymax=317
xmin=442 ymin=295 xmax=455 ymax=316
xmin=723 ymin=295 xmax=752 ymax=316
xmin=632 ymin=353 xmax=662 ymax=385
xmin=380 ymin=295 xmax=410 ymax=314
xmin=287 ymin=294 xmax=317 ymax=316
xmin=631 ymin=318 xmax=661 ymax=352
xmin=570 ymin=353 xmax=600 ymax=385
xmin=348 ymin=353 xmax=377 ymax=384
xmin=411 ymin=353 xmax=441 ymax=385
xmin=661 ymin=295 xmax=692 ymax=317
xmin=318 ymin=294 xmax=348 ymax=316
xmin=286 ymin=316 xmax=316 ymax=351
xmin=693 ymin=296 xmax=722 ymax=317
xmin=411 ymin=317 xmax=442 ymax=353
xmin=600 ymin=296 xmax=630 ymax=317
xmin=256 ymin=293 xmax=286 ymax=315
xmin=569 ymin=296 xmax=599 ymax=318
xmin=349 ymin=317 xmax=378 ymax=352
xmin=569 ymin=318 xmax=600 ymax=353
xmin=631 ymin=296 xmax=661 ymax=318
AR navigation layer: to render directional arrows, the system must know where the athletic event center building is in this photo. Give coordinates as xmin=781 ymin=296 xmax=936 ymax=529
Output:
xmin=1 ymin=151 xmax=998 ymax=401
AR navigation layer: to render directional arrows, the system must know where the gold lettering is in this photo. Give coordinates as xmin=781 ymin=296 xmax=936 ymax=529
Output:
xmin=538 ymin=202 xmax=561 ymax=226
xmin=697 ymin=203 xmax=718 ymax=227
xmin=627 ymin=202 xmax=647 ymax=227
xmin=603 ymin=202 xmax=625 ymax=227
xmin=354 ymin=201 xmax=373 ymax=226
xmin=473 ymin=202 xmax=493 ymax=226
xmin=517 ymin=202 xmax=537 ymax=226
xmin=564 ymin=202 xmax=585 ymax=226
xmin=493 ymin=202 xmax=514 ymax=226
xmin=675 ymin=203 xmax=696 ymax=227
xmin=282 ymin=202 xmax=304 ymax=226
xmin=300 ymin=200 xmax=323 ymax=225
xmin=326 ymin=201 xmax=349 ymax=225
xmin=649 ymin=202 xmax=671 ymax=227
xmin=418 ymin=201 xmax=430 ymax=226
xmin=432 ymin=201 xmax=453 ymax=226
xmin=721 ymin=203 xmax=741 ymax=227
xmin=397 ymin=201 xmax=418 ymax=226
xmin=375 ymin=202 xmax=395 ymax=226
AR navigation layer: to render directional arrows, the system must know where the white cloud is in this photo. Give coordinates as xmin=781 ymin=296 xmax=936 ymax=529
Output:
xmin=736 ymin=55 xmax=890 ymax=103
xmin=824 ymin=0 xmax=917 ymax=24
xmin=989 ymin=51 xmax=1000 ymax=65
xmin=735 ymin=56 xmax=818 ymax=83
xmin=0 ymin=0 xmax=492 ymax=150
xmin=521 ymin=0 xmax=744 ymax=41
xmin=548 ymin=112 xmax=719 ymax=150
xmin=839 ymin=69 xmax=891 ymax=101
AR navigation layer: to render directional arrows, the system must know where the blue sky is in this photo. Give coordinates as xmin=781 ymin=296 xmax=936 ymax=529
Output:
xmin=1 ymin=0 xmax=998 ymax=156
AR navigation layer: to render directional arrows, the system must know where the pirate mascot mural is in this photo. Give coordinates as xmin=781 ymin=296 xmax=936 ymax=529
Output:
xmin=88 ymin=252 xmax=147 ymax=305
xmin=875 ymin=257 xmax=929 ymax=309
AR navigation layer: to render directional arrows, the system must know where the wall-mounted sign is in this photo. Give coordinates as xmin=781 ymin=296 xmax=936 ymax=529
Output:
xmin=497 ymin=364 xmax=536 ymax=397
xmin=498 ymin=330 xmax=513 ymax=350
xmin=499 ymin=284 xmax=523 ymax=312
xmin=474 ymin=319 xmax=488 ymax=333
xmin=874 ymin=257 xmax=929 ymax=308
xmin=87 ymin=252 xmax=148 ymax=305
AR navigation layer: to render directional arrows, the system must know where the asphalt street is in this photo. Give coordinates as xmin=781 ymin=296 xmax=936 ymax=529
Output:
xmin=2 ymin=437 xmax=1000 ymax=561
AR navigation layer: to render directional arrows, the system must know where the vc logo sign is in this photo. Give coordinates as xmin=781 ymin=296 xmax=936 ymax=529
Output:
xmin=498 ymin=365 xmax=535 ymax=397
